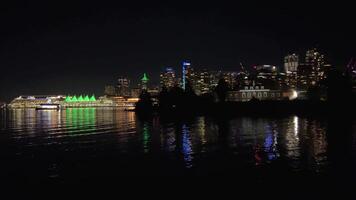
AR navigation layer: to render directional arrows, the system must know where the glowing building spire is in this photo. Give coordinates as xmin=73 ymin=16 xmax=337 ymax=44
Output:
xmin=84 ymin=95 xmax=90 ymax=101
xmin=78 ymin=95 xmax=84 ymax=101
xmin=141 ymin=73 xmax=149 ymax=90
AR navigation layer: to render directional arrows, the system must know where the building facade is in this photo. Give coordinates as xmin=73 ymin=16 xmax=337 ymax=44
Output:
xmin=298 ymin=48 xmax=330 ymax=90
xmin=160 ymin=67 xmax=177 ymax=89
xmin=104 ymin=85 xmax=116 ymax=96
xmin=284 ymin=54 xmax=299 ymax=88
xmin=226 ymin=86 xmax=285 ymax=102
xmin=116 ymin=77 xmax=130 ymax=96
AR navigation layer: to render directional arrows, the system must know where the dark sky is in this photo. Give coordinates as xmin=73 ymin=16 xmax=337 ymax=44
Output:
xmin=0 ymin=1 xmax=355 ymax=102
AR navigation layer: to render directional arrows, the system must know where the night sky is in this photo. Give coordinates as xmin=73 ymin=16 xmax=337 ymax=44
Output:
xmin=0 ymin=1 xmax=355 ymax=102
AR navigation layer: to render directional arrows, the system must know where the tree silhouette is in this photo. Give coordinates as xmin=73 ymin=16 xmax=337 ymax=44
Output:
xmin=215 ymin=78 xmax=230 ymax=102
xmin=324 ymin=69 xmax=353 ymax=104
xmin=136 ymin=90 xmax=153 ymax=112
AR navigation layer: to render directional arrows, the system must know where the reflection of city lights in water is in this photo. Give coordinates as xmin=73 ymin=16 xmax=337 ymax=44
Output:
xmin=263 ymin=124 xmax=278 ymax=161
xmin=182 ymin=124 xmax=194 ymax=168
xmin=143 ymin=123 xmax=150 ymax=153
xmin=284 ymin=116 xmax=301 ymax=161
xmin=196 ymin=117 xmax=207 ymax=151
xmin=294 ymin=116 xmax=299 ymax=140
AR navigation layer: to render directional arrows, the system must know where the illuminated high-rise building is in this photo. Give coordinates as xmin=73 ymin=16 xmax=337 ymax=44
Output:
xmin=182 ymin=61 xmax=190 ymax=90
xmin=160 ymin=67 xmax=177 ymax=89
xmin=195 ymin=69 xmax=213 ymax=95
xmin=141 ymin=73 xmax=149 ymax=91
xmin=221 ymin=71 xmax=238 ymax=89
xmin=182 ymin=61 xmax=198 ymax=91
xmin=284 ymin=54 xmax=299 ymax=88
xmin=284 ymin=54 xmax=299 ymax=73
xmin=104 ymin=85 xmax=116 ymax=96
xmin=116 ymin=77 xmax=130 ymax=96
xmin=298 ymin=48 xmax=330 ymax=89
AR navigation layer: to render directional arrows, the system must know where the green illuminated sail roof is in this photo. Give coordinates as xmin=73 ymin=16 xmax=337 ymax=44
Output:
xmin=141 ymin=73 xmax=149 ymax=82
xmin=84 ymin=95 xmax=90 ymax=101
xmin=78 ymin=95 xmax=84 ymax=101
xmin=65 ymin=96 xmax=72 ymax=102
xmin=90 ymin=95 xmax=96 ymax=101
xmin=72 ymin=96 xmax=78 ymax=102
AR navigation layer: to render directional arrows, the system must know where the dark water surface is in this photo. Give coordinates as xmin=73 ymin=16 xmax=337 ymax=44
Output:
xmin=0 ymin=108 xmax=355 ymax=193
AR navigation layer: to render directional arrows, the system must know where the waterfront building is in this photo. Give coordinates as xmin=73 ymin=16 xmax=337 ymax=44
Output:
xmin=8 ymin=94 xmax=141 ymax=109
xmin=108 ymin=96 xmax=139 ymax=109
xmin=8 ymin=95 xmax=65 ymax=109
xmin=226 ymin=86 xmax=287 ymax=102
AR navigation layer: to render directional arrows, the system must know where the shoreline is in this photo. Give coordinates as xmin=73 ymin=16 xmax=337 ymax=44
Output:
xmin=137 ymin=100 xmax=356 ymax=119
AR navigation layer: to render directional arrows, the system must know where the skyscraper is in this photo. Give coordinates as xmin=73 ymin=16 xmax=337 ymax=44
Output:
xmin=196 ymin=69 xmax=212 ymax=95
xmin=221 ymin=71 xmax=238 ymax=89
xmin=298 ymin=48 xmax=330 ymax=89
xmin=182 ymin=61 xmax=190 ymax=90
xmin=104 ymin=85 xmax=116 ymax=96
xmin=160 ymin=67 xmax=177 ymax=89
xmin=284 ymin=54 xmax=299 ymax=73
xmin=284 ymin=54 xmax=299 ymax=88
xmin=116 ymin=77 xmax=130 ymax=96
xmin=141 ymin=73 xmax=149 ymax=91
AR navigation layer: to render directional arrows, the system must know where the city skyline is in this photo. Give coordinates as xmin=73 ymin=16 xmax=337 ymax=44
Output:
xmin=1 ymin=1 xmax=355 ymax=101
xmin=0 ymin=47 xmax=346 ymax=102
xmin=1 ymin=0 xmax=356 ymax=192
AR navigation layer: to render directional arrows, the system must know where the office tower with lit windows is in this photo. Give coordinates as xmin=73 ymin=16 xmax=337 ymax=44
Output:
xmin=298 ymin=48 xmax=330 ymax=89
xmin=104 ymin=85 xmax=116 ymax=96
xmin=195 ymin=69 xmax=213 ymax=95
xmin=160 ymin=67 xmax=177 ymax=89
xmin=182 ymin=61 xmax=190 ymax=90
xmin=116 ymin=77 xmax=130 ymax=97
xmin=284 ymin=54 xmax=299 ymax=88
xmin=221 ymin=71 xmax=238 ymax=89
xmin=141 ymin=73 xmax=149 ymax=91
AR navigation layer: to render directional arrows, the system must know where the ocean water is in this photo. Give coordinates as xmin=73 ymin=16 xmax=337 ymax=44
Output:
xmin=0 ymin=108 xmax=355 ymax=189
